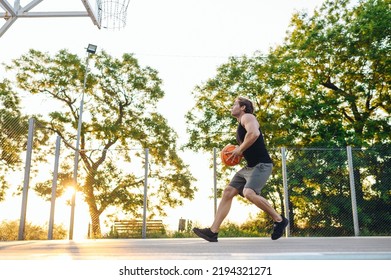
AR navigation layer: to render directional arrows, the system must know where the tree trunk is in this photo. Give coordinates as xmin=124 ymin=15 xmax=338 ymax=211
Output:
xmin=84 ymin=170 xmax=103 ymax=238
xmin=89 ymin=205 xmax=102 ymax=238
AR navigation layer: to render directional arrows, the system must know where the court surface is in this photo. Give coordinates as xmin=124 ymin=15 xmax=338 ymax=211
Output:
xmin=1 ymin=236 xmax=390 ymax=260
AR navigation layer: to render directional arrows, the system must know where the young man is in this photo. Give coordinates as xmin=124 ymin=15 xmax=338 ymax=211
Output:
xmin=193 ymin=97 xmax=288 ymax=242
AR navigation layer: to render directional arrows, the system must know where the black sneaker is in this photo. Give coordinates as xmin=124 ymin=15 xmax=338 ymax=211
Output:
xmin=271 ymin=216 xmax=289 ymax=240
xmin=193 ymin=227 xmax=218 ymax=242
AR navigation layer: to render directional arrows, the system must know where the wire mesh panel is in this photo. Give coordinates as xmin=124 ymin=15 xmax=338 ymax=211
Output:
xmin=0 ymin=116 xmax=151 ymax=240
xmin=285 ymin=148 xmax=354 ymax=236
xmin=0 ymin=111 xmax=27 ymax=203
xmin=0 ymin=112 xmax=29 ymax=240
xmin=350 ymin=147 xmax=391 ymax=236
xmin=0 ymin=118 xmax=69 ymax=240
xmin=283 ymin=147 xmax=391 ymax=237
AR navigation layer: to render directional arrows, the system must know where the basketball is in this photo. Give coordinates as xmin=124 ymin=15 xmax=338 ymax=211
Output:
xmin=221 ymin=144 xmax=243 ymax=166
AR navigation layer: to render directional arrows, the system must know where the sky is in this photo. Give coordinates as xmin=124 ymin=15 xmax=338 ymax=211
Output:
xmin=0 ymin=0 xmax=327 ymax=237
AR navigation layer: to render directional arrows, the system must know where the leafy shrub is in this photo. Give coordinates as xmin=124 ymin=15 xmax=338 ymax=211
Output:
xmin=0 ymin=220 xmax=67 ymax=240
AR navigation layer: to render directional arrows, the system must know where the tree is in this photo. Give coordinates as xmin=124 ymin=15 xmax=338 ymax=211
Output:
xmin=276 ymin=0 xmax=390 ymax=233
xmin=6 ymin=49 xmax=196 ymax=237
xmin=278 ymin=0 xmax=390 ymax=147
xmin=185 ymin=0 xmax=390 ymax=235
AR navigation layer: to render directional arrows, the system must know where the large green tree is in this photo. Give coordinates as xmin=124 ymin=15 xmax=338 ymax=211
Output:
xmin=6 ymin=49 xmax=196 ymax=237
xmin=185 ymin=0 xmax=390 ymax=235
xmin=275 ymin=0 xmax=390 ymax=234
xmin=277 ymin=0 xmax=390 ymax=147
xmin=186 ymin=0 xmax=390 ymax=149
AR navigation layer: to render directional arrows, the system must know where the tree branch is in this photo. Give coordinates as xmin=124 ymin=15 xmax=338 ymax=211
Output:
xmin=321 ymin=77 xmax=342 ymax=92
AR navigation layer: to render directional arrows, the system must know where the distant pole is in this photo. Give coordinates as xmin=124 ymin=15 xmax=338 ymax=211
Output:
xmin=142 ymin=148 xmax=149 ymax=239
xmin=347 ymin=146 xmax=360 ymax=236
xmin=281 ymin=147 xmax=290 ymax=237
xmin=69 ymin=44 xmax=97 ymax=240
xmin=48 ymin=135 xmax=61 ymax=240
xmin=18 ymin=117 xmax=35 ymax=240
xmin=213 ymin=148 xmax=217 ymax=217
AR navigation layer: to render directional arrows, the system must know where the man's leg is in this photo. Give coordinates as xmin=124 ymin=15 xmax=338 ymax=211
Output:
xmin=243 ymin=188 xmax=289 ymax=240
xmin=210 ymin=186 xmax=239 ymax=232
xmin=243 ymin=188 xmax=282 ymax=221
xmin=193 ymin=185 xmax=239 ymax=242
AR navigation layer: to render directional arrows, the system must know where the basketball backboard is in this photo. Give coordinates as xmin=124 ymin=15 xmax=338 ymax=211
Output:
xmin=81 ymin=0 xmax=101 ymax=29
xmin=0 ymin=0 xmax=102 ymax=38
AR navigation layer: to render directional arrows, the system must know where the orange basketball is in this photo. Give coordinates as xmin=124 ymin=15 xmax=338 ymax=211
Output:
xmin=221 ymin=144 xmax=243 ymax=166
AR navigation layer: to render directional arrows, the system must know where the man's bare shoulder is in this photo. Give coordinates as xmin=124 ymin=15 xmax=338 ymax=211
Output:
xmin=240 ymin=113 xmax=259 ymax=128
xmin=241 ymin=113 xmax=257 ymax=123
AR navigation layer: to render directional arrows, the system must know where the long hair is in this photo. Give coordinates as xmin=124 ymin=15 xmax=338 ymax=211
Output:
xmin=237 ymin=97 xmax=254 ymax=114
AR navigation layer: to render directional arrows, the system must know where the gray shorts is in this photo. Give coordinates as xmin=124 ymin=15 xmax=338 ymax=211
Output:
xmin=229 ymin=163 xmax=273 ymax=196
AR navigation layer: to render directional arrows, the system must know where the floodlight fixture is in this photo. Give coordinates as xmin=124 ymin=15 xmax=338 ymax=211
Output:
xmin=86 ymin=44 xmax=97 ymax=54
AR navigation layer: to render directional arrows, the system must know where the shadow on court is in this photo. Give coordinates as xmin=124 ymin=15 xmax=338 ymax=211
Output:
xmin=0 ymin=237 xmax=390 ymax=260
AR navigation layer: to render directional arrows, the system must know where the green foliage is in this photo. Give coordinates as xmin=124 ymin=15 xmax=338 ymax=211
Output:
xmin=0 ymin=220 xmax=67 ymax=240
xmin=5 ymin=49 xmax=196 ymax=238
xmin=186 ymin=0 xmax=390 ymax=150
xmin=218 ymin=221 xmax=262 ymax=238
xmin=185 ymin=0 xmax=390 ymax=236
xmin=280 ymin=0 xmax=390 ymax=147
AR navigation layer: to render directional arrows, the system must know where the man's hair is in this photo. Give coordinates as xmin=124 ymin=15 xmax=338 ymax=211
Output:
xmin=237 ymin=97 xmax=254 ymax=114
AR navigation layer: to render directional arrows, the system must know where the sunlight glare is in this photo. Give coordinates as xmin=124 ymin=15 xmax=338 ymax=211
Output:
xmin=63 ymin=186 xmax=76 ymax=204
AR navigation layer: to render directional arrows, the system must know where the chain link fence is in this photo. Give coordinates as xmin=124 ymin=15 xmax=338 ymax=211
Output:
xmin=272 ymin=147 xmax=391 ymax=237
xmin=0 ymin=117 xmax=61 ymax=240
xmin=1 ymin=115 xmax=390 ymax=239
xmin=0 ymin=117 xmax=151 ymax=240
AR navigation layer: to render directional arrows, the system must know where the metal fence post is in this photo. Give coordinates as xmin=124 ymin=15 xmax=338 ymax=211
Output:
xmin=213 ymin=147 xmax=217 ymax=217
xmin=347 ymin=146 xmax=360 ymax=236
xmin=18 ymin=117 xmax=35 ymax=240
xmin=142 ymin=148 xmax=149 ymax=239
xmin=281 ymin=147 xmax=290 ymax=237
xmin=48 ymin=135 xmax=61 ymax=240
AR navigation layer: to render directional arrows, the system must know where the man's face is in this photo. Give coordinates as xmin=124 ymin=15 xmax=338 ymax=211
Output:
xmin=231 ymin=100 xmax=243 ymax=117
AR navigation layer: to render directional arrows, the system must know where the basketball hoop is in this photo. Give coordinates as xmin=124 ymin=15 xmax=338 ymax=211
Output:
xmin=98 ymin=0 xmax=131 ymax=30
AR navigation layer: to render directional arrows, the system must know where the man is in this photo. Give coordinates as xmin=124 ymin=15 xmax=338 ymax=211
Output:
xmin=193 ymin=97 xmax=288 ymax=242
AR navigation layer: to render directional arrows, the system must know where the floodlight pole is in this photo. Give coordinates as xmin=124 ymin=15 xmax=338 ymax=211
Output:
xmin=69 ymin=44 xmax=97 ymax=240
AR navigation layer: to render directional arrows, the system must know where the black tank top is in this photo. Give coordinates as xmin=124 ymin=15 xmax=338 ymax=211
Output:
xmin=236 ymin=122 xmax=273 ymax=167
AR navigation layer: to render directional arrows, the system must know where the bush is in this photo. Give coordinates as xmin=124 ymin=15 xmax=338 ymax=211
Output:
xmin=0 ymin=220 xmax=67 ymax=240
